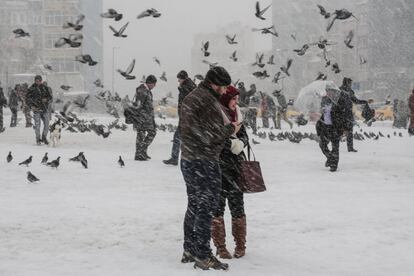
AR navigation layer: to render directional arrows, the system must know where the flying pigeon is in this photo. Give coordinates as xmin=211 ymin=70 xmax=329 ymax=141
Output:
xmin=109 ymin=22 xmax=129 ymax=38
xmin=280 ymin=59 xmax=293 ymax=76
xmin=160 ymin=72 xmax=167 ymax=82
xmin=117 ymin=59 xmax=136 ymax=80
xmin=13 ymin=28 xmax=30 ymax=38
xmin=201 ymin=41 xmax=210 ymax=57
xmin=327 ymin=9 xmax=358 ymax=32
xmin=344 ymin=30 xmax=354 ymax=49
xmin=230 ymin=51 xmax=238 ymax=62
xmin=54 ymin=34 xmax=83 ymax=48
xmin=137 ymin=8 xmax=161 ymax=19
xmin=252 ymin=53 xmax=265 ymax=68
xmin=225 ymin=34 xmax=238 ymax=45
xmin=317 ymin=4 xmax=331 ymax=19
xmin=252 ymin=25 xmax=278 ymax=36
xmin=255 ymin=1 xmax=272 ymax=20
xmin=101 ymin=9 xmax=123 ymax=21
xmin=153 ymin=57 xmax=161 ymax=66
xmin=63 ymin=14 xmax=85 ymax=31
xmin=267 ymin=55 xmax=275 ymax=65
xmin=60 ymin=85 xmax=72 ymax=91
xmin=75 ymin=55 xmax=97 ymax=66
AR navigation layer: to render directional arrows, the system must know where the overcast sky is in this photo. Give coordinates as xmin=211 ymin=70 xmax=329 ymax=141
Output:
xmin=103 ymin=0 xmax=273 ymax=98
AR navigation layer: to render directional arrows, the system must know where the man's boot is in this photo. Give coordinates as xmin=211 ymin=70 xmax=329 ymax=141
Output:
xmin=211 ymin=217 xmax=232 ymax=259
xmin=193 ymin=255 xmax=229 ymax=270
xmin=232 ymin=216 xmax=246 ymax=258
xmin=163 ymin=158 xmax=178 ymax=166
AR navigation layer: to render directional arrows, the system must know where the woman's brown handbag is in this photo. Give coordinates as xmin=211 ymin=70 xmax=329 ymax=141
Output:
xmin=237 ymin=143 xmax=266 ymax=193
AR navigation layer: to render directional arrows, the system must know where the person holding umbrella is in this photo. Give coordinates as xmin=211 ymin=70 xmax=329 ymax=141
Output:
xmin=316 ymin=83 xmax=349 ymax=172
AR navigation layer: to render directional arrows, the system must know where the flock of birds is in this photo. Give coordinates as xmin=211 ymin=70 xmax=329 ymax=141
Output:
xmin=196 ymin=2 xmax=363 ymax=90
xmin=251 ymin=127 xmax=406 ymax=145
xmin=11 ymin=2 xmax=362 ymax=90
xmin=6 ymin=151 xmax=125 ymax=183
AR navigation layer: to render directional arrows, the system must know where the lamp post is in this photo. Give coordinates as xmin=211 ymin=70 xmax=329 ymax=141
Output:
xmin=112 ymin=46 xmax=119 ymax=94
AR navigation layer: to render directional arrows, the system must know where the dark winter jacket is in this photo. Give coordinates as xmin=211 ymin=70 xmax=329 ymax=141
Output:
xmin=239 ymin=85 xmax=256 ymax=107
xmin=177 ymin=78 xmax=196 ymax=116
xmin=180 ymin=81 xmax=235 ymax=162
xmin=220 ymin=123 xmax=249 ymax=182
xmin=317 ymin=94 xmax=352 ymax=136
xmin=26 ymin=83 xmax=52 ymax=112
xmin=409 ymin=93 xmax=414 ymax=113
xmin=261 ymin=94 xmax=277 ymax=115
xmin=340 ymin=85 xmax=367 ymax=105
xmin=8 ymin=89 xmax=20 ymax=109
xmin=133 ymin=84 xmax=155 ymax=130
xmin=274 ymin=93 xmax=288 ymax=110
xmin=362 ymin=103 xmax=375 ymax=121
xmin=0 ymin=87 xmax=7 ymax=108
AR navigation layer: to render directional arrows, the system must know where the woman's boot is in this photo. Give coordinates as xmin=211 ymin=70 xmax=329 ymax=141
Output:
xmin=232 ymin=216 xmax=246 ymax=258
xmin=211 ymin=217 xmax=232 ymax=259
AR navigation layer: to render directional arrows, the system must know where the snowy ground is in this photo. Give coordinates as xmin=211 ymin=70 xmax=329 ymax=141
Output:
xmin=0 ymin=113 xmax=413 ymax=276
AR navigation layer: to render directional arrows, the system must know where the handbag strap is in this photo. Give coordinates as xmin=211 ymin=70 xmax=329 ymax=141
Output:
xmin=246 ymin=142 xmax=257 ymax=161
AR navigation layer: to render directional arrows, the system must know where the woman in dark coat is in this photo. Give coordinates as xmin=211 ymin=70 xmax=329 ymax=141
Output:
xmin=212 ymin=86 xmax=249 ymax=259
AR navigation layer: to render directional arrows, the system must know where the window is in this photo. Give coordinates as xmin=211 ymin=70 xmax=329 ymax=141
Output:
xmin=45 ymin=33 xmax=62 ymax=49
xmin=49 ymin=57 xmax=80 ymax=73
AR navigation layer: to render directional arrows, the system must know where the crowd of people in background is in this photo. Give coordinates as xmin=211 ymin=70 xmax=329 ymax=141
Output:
xmin=0 ymin=66 xmax=413 ymax=271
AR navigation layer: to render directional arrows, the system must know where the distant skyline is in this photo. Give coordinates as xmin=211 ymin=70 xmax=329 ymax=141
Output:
xmin=103 ymin=0 xmax=273 ymax=98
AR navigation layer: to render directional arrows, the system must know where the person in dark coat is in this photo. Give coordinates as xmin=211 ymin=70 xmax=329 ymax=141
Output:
xmin=163 ymin=70 xmax=196 ymax=165
xmin=26 ymin=75 xmax=53 ymax=144
xmin=211 ymin=86 xmax=248 ymax=260
xmin=260 ymin=92 xmax=277 ymax=129
xmin=361 ymin=99 xmax=376 ymax=126
xmin=8 ymin=85 xmax=21 ymax=127
xmin=340 ymin=77 xmax=367 ymax=152
xmin=274 ymin=90 xmax=293 ymax=129
xmin=43 ymin=81 xmax=54 ymax=120
xmin=239 ymin=83 xmax=258 ymax=134
xmin=316 ymin=86 xmax=351 ymax=172
xmin=133 ymin=75 xmax=157 ymax=161
xmin=180 ymin=66 xmax=241 ymax=270
xmin=409 ymin=89 xmax=414 ymax=135
xmin=19 ymin=83 xmax=32 ymax=127
xmin=0 ymin=83 xmax=7 ymax=133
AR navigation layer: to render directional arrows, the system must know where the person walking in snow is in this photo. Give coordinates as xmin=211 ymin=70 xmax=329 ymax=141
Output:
xmin=0 ymin=82 xmax=7 ymax=133
xmin=274 ymin=90 xmax=293 ymax=129
xmin=340 ymin=77 xmax=367 ymax=152
xmin=26 ymin=75 xmax=53 ymax=145
xmin=316 ymin=85 xmax=350 ymax=172
xmin=260 ymin=92 xmax=277 ymax=129
xmin=163 ymin=70 xmax=196 ymax=165
xmin=211 ymin=86 xmax=249 ymax=260
xmin=133 ymin=75 xmax=157 ymax=161
xmin=8 ymin=85 xmax=21 ymax=127
xmin=239 ymin=83 xmax=258 ymax=134
xmin=180 ymin=66 xmax=241 ymax=270
xmin=409 ymin=89 xmax=414 ymax=136
xmin=19 ymin=83 xmax=33 ymax=128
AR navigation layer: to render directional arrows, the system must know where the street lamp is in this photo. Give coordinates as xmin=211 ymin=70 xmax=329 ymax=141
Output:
xmin=112 ymin=46 xmax=119 ymax=94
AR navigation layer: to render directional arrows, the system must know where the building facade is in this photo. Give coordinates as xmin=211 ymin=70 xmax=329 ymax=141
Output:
xmin=0 ymin=0 xmax=103 ymax=93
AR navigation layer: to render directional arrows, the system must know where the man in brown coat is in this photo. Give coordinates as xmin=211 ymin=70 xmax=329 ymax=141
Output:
xmin=180 ymin=66 xmax=241 ymax=270
xmin=409 ymin=89 xmax=414 ymax=135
